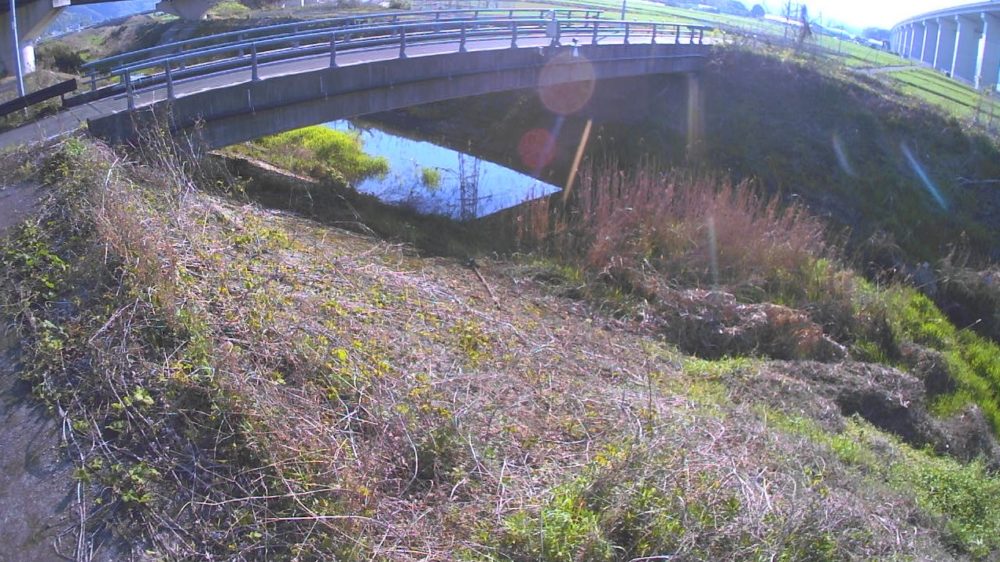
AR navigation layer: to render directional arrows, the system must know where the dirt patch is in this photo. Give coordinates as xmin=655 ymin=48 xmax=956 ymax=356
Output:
xmin=0 ymin=181 xmax=43 ymax=235
xmin=728 ymin=360 xmax=1000 ymax=467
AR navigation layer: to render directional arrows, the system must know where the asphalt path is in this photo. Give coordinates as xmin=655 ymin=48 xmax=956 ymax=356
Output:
xmin=0 ymin=30 xmax=698 ymax=150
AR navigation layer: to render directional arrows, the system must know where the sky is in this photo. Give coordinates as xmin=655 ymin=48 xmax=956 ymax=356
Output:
xmin=762 ymin=0 xmax=979 ymax=29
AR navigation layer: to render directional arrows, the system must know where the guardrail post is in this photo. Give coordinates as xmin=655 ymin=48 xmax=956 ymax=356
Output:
xmin=698 ymin=28 xmax=704 ymax=44
xmin=511 ymin=22 xmax=518 ymax=48
xmin=624 ymin=22 xmax=630 ymax=44
xmin=399 ymin=28 xmax=407 ymax=58
xmin=237 ymin=33 xmax=244 ymax=56
xmin=592 ymin=20 xmax=599 ymax=44
xmin=123 ymin=71 xmax=135 ymax=111
xmin=329 ymin=33 xmax=338 ymax=67
xmin=165 ymin=63 xmax=174 ymax=101
xmin=251 ymin=43 xmax=259 ymax=81
xmin=651 ymin=23 xmax=657 ymax=43
xmin=89 ymin=73 xmax=96 ymax=92
xmin=689 ymin=27 xmax=695 ymax=44
xmin=675 ymin=24 xmax=680 ymax=43
xmin=551 ymin=20 xmax=561 ymax=47
xmin=459 ymin=23 xmax=467 ymax=52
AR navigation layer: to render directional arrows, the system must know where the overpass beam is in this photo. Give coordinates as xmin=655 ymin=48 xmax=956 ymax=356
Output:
xmin=155 ymin=0 xmax=215 ymax=20
xmin=921 ymin=20 xmax=939 ymax=64
xmin=909 ymin=22 xmax=925 ymax=59
xmin=0 ymin=0 xmax=66 ymax=80
xmin=934 ymin=17 xmax=957 ymax=72
xmin=952 ymin=14 xmax=981 ymax=83
xmin=976 ymin=12 xmax=1000 ymax=90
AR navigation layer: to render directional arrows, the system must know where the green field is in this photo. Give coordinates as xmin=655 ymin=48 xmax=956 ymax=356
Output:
xmin=890 ymin=67 xmax=1000 ymax=121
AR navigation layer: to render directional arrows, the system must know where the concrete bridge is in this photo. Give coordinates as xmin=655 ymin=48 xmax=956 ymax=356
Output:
xmin=1 ymin=14 xmax=713 ymax=151
xmin=890 ymin=1 xmax=1000 ymax=90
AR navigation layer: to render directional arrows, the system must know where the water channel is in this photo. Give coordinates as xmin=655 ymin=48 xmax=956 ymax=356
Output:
xmin=324 ymin=120 xmax=560 ymax=219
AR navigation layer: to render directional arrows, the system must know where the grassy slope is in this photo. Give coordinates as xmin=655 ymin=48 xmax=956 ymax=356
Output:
xmin=2 ymin=129 xmax=1000 ymax=559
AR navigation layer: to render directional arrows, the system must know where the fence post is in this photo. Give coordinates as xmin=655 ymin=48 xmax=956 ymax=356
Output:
xmin=511 ymin=22 xmax=518 ymax=48
xmin=592 ymin=20 xmax=599 ymax=44
xmin=329 ymin=33 xmax=338 ymax=67
xmin=399 ymin=28 xmax=407 ymax=58
xmin=459 ymin=23 xmax=467 ymax=52
xmin=165 ymin=63 xmax=174 ymax=100
xmin=624 ymin=21 xmax=630 ymax=44
xmin=251 ymin=43 xmax=259 ymax=81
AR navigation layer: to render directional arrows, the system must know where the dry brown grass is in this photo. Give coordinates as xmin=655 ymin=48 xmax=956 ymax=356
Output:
xmin=515 ymin=163 xmax=829 ymax=296
xmin=0 ymin=137 xmax=979 ymax=560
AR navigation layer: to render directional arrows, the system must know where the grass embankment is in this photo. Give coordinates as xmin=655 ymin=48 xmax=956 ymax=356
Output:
xmin=3 ymin=134 xmax=1000 ymax=559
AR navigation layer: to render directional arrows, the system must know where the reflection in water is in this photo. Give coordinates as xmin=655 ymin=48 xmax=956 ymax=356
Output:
xmin=325 ymin=120 xmax=560 ymax=219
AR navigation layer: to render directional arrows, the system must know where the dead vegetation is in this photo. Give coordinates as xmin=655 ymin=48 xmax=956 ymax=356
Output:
xmin=1 ymin=134 xmax=999 ymax=561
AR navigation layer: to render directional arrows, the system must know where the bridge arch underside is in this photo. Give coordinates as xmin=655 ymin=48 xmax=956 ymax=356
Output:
xmin=88 ymin=43 xmax=708 ymax=150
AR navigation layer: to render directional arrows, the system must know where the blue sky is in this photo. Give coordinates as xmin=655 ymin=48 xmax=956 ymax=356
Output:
xmin=762 ymin=0 xmax=968 ymax=29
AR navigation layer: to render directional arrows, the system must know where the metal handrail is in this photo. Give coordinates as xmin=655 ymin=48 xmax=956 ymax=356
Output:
xmin=82 ymin=8 xmax=602 ymax=74
xmin=95 ymin=17 xmax=710 ymax=109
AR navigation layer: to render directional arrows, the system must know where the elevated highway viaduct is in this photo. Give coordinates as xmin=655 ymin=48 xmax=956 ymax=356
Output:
xmin=891 ymin=1 xmax=1000 ymax=90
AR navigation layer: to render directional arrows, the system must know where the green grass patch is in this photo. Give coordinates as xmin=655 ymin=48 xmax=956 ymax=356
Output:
xmin=890 ymin=68 xmax=1000 ymax=121
xmin=231 ymin=125 xmax=389 ymax=185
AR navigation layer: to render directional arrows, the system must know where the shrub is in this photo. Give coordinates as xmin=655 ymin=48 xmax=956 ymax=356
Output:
xmin=36 ymin=42 xmax=86 ymax=73
xmin=517 ymin=164 xmax=828 ymax=295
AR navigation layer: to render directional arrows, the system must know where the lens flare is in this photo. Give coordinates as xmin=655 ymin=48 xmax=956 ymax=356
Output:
xmin=518 ymin=128 xmax=556 ymax=172
xmin=901 ymin=142 xmax=948 ymax=210
xmin=832 ymin=131 xmax=855 ymax=177
xmin=538 ymin=52 xmax=596 ymax=116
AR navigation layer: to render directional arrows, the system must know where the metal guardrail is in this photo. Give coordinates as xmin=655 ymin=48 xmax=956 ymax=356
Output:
xmin=73 ymin=15 xmax=710 ymax=111
xmin=0 ymin=78 xmax=76 ymax=118
xmin=81 ymin=8 xmax=602 ymax=75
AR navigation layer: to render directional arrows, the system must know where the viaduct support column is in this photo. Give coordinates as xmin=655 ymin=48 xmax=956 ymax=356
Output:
xmin=910 ymin=22 xmax=926 ymax=59
xmin=935 ymin=17 xmax=958 ymax=72
xmin=0 ymin=0 xmax=66 ymax=81
xmin=922 ymin=19 xmax=940 ymax=64
xmin=953 ymin=15 xmax=981 ymax=83
xmin=976 ymin=12 xmax=1000 ymax=90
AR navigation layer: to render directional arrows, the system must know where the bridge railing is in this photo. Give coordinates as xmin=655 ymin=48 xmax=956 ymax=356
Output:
xmin=75 ymin=17 xmax=709 ymax=111
xmin=81 ymin=8 xmax=602 ymax=76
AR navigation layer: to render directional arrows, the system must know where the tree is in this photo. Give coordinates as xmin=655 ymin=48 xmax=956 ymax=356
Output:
xmin=750 ymin=4 xmax=765 ymax=18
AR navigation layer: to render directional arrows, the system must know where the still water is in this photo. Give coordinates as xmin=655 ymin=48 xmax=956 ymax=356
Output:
xmin=325 ymin=120 xmax=559 ymax=219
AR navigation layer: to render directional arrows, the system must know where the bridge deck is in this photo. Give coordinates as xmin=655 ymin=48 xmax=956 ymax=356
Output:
xmin=0 ymin=29 xmax=712 ymax=150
